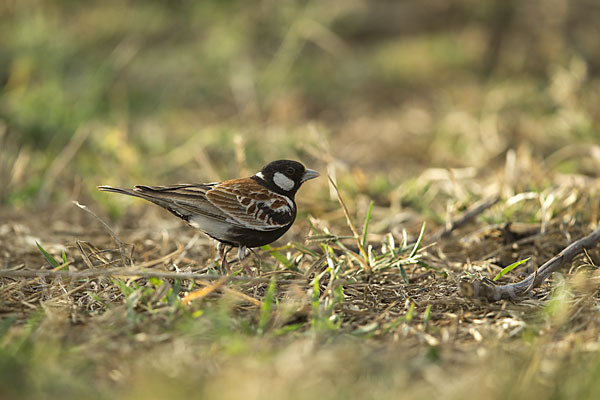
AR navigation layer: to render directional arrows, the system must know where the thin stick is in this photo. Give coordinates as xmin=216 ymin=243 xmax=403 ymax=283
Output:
xmin=0 ymin=268 xmax=280 ymax=283
xmin=76 ymin=241 xmax=96 ymax=270
xmin=463 ymin=225 xmax=600 ymax=301
xmin=73 ymin=201 xmax=132 ymax=267
xmin=429 ymin=196 xmax=499 ymax=243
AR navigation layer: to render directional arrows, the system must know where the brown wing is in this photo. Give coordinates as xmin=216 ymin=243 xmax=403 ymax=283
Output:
xmin=206 ymin=178 xmax=294 ymax=231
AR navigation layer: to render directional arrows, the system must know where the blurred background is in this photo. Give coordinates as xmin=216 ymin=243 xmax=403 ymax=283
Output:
xmin=3 ymin=4 xmax=600 ymax=398
xmin=1 ymin=0 xmax=600 ymax=213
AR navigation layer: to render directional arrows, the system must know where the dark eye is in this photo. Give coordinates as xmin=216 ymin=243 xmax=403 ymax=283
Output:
xmin=286 ymin=167 xmax=295 ymax=175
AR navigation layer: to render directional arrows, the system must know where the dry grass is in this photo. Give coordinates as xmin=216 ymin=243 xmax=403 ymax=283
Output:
xmin=3 ymin=1 xmax=600 ymax=398
xmin=3 ymin=145 xmax=600 ymax=399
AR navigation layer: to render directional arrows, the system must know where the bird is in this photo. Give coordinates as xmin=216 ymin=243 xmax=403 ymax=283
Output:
xmin=98 ymin=159 xmax=319 ymax=272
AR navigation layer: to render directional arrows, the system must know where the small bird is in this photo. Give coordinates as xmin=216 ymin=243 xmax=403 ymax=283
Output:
xmin=98 ymin=160 xmax=319 ymax=272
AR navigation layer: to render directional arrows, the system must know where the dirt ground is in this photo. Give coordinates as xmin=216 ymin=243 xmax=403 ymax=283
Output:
xmin=3 ymin=164 xmax=600 ymax=399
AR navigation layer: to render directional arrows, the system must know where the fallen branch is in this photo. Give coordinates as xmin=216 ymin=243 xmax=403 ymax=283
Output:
xmin=461 ymin=225 xmax=600 ymax=301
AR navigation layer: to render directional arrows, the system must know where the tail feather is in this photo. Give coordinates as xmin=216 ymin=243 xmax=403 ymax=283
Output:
xmin=98 ymin=184 xmax=227 ymax=223
xmin=97 ymin=185 xmax=144 ymax=199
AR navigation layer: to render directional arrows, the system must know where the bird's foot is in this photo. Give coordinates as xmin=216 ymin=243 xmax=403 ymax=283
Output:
xmin=237 ymin=246 xmax=254 ymax=276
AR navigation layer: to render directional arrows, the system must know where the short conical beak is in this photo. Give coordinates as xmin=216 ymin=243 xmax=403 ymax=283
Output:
xmin=301 ymin=169 xmax=320 ymax=182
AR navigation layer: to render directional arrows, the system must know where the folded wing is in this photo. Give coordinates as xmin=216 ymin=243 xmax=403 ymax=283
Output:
xmin=206 ymin=179 xmax=294 ymax=231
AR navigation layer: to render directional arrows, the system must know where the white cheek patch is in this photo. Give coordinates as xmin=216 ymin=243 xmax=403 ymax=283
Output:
xmin=273 ymin=172 xmax=295 ymax=191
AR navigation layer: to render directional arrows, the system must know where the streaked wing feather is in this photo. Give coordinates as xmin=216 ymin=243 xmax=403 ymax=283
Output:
xmin=206 ymin=179 xmax=294 ymax=231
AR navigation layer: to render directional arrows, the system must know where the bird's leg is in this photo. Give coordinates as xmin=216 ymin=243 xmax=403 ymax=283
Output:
xmin=217 ymin=243 xmax=232 ymax=273
xmin=249 ymin=248 xmax=262 ymax=271
xmin=237 ymin=245 xmax=253 ymax=275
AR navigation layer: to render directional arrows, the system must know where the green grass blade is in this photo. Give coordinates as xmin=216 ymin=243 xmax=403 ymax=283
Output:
xmin=423 ymin=304 xmax=432 ymax=329
xmin=36 ymin=241 xmax=60 ymax=268
xmin=409 ymin=222 xmax=426 ymax=258
xmin=261 ymin=244 xmax=293 ymax=268
xmin=398 ymin=265 xmax=409 ymax=284
xmin=401 ymin=229 xmax=408 ymax=249
xmin=493 ymin=257 xmax=531 ymax=282
xmin=361 ymin=200 xmax=374 ymax=249
xmin=417 ymin=260 xmax=438 ymax=270
xmin=168 ymin=279 xmax=182 ymax=306
xmin=291 ymin=241 xmax=320 ymax=257
xmin=405 ymin=302 xmax=415 ymax=324
xmin=112 ymin=279 xmax=134 ymax=297
xmin=352 ymin=322 xmax=379 ymax=336
xmin=61 ymin=250 xmax=69 ymax=271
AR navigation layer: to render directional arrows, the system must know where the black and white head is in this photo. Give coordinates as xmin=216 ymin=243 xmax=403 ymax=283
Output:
xmin=254 ymin=160 xmax=319 ymax=197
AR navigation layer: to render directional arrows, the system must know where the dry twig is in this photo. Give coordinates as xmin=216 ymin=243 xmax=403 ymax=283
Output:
xmin=429 ymin=196 xmax=499 ymax=243
xmin=0 ymin=268 xmax=277 ymax=283
xmin=73 ymin=201 xmax=133 ymax=267
xmin=462 ymin=225 xmax=600 ymax=301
